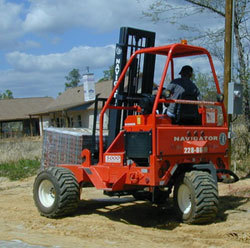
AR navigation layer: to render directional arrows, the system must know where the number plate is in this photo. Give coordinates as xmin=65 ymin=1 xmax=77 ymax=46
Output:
xmin=105 ymin=155 xmax=121 ymax=163
xmin=183 ymin=146 xmax=208 ymax=154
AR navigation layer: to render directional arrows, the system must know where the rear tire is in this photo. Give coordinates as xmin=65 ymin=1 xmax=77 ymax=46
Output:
xmin=174 ymin=170 xmax=218 ymax=224
xmin=33 ymin=167 xmax=80 ymax=218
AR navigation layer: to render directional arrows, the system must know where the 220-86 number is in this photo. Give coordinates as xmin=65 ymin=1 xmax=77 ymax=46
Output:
xmin=184 ymin=147 xmax=208 ymax=154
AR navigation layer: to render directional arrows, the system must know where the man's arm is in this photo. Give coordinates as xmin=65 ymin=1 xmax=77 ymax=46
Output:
xmin=165 ymin=82 xmax=175 ymax=94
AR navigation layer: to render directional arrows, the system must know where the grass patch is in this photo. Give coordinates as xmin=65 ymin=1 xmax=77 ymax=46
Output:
xmin=0 ymin=136 xmax=42 ymax=164
xmin=0 ymin=159 xmax=40 ymax=181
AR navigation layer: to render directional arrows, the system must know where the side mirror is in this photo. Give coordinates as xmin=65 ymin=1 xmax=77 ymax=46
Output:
xmin=217 ymin=93 xmax=224 ymax=102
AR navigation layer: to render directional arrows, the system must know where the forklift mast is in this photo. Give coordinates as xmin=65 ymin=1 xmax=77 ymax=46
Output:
xmin=107 ymin=27 xmax=156 ymax=146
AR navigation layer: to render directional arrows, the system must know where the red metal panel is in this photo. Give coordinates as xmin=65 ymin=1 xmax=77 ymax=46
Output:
xmin=157 ymin=126 xmax=228 ymax=156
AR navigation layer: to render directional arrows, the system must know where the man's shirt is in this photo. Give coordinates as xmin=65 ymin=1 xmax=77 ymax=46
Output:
xmin=166 ymin=77 xmax=201 ymax=117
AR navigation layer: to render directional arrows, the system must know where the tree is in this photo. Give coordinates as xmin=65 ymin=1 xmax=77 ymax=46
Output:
xmin=98 ymin=65 xmax=114 ymax=82
xmin=65 ymin=68 xmax=81 ymax=90
xmin=144 ymin=0 xmax=250 ymax=129
xmin=0 ymin=89 xmax=14 ymax=99
xmin=193 ymin=72 xmax=217 ymax=101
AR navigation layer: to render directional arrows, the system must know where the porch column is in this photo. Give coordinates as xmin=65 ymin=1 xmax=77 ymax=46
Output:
xmin=53 ymin=113 xmax=56 ymax=126
xmin=40 ymin=115 xmax=44 ymax=136
xmin=29 ymin=116 xmax=33 ymax=136
xmin=63 ymin=111 xmax=69 ymax=127
xmin=0 ymin=121 xmax=2 ymax=139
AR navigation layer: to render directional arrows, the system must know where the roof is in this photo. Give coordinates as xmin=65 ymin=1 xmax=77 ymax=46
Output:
xmin=0 ymin=97 xmax=54 ymax=122
xmin=135 ymin=43 xmax=209 ymax=58
xmin=33 ymin=80 xmax=113 ymax=115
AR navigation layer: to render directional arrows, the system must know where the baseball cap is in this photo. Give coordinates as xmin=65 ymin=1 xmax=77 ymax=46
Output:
xmin=179 ymin=65 xmax=193 ymax=75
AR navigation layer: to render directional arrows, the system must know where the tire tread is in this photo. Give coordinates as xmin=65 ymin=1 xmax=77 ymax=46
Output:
xmin=174 ymin=170 xmax=218 ymax=224
xmin=33 ymin=167 xmax=80 ymax=218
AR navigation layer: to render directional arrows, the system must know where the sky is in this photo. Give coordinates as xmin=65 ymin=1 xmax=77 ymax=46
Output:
xmin=0 ymin=0 xmax=224 ymax=99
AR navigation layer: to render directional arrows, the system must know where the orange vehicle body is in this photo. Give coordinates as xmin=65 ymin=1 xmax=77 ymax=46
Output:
xmin=59 ymin=42 xmax=229 ymax=193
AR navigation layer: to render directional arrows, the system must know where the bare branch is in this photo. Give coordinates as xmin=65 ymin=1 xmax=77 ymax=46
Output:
xmin=184 ymin=0 xmax=225 ymax=17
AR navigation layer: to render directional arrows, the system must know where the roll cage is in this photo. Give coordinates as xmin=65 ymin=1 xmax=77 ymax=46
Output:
xmin=98 ymin=43 xmax=227 ymax=163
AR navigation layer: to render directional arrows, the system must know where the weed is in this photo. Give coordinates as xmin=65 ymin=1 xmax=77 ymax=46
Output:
xmin=231 ymin=122 xmax=250 ymax=176
xmin=0 ymin=159 xmax=40 ymax=180
xmin=0 ymin=136 xmax=42 ymax=164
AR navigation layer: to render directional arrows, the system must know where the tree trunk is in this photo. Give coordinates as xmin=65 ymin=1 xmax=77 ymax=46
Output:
xmin=234 ymin=8 xmax=250 ymax=130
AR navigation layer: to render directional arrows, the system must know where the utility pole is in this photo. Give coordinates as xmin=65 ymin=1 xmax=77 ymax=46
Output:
xmin=224 ymin=0 xmax=233 ymax=166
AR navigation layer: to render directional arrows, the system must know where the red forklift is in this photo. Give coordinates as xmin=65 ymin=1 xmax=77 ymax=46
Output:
xmin=33 ymin=27 xmax=238 ymax=224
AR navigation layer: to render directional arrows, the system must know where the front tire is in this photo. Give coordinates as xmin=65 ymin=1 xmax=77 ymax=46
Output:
xmin=33 ymin=167 xmax=80 ymax=218
xmin=174 ymin=170 xmax=218 ymax=224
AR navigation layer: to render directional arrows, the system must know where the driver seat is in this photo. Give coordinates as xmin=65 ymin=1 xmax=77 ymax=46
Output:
xmin=174 ymin=95 xmax=201 ymax=125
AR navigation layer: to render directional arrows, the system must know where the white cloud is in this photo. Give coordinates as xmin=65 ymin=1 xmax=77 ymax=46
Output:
xmin=0 ymin=0 xmax=153 ymax=49
xmin=0 ymin=0 xmax=226 ymax=99
xmin=6 ymin=45 xmax=115 ymax=72
xmin=23 ymin=0 xmax=149 ymax=33
xmin=2 ymin=44 xmax=116 ymax=98
xmin=0 ymin=0 xmax=24 ymax=47
xmin=0 ymin=0 xmax=225 ymax=48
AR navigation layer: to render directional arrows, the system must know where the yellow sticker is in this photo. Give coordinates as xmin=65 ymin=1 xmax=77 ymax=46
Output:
xmin=137 ymin=116 xmax=141 ymax=125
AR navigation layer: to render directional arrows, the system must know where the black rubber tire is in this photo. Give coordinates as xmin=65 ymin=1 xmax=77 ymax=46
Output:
xmin=33 ymin=167 xmax=80 ymax=218
xmin=174 ymin=170 xmax=218 ymax=224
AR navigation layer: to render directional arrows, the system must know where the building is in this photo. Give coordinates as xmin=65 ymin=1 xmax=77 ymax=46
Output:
xmin=0 ymin=97 xmax=54 ymax=138
xmin=31 ymin=80 xmax=113 ymax=134
xmin=0 ymin=80 xmax=113 ymax=138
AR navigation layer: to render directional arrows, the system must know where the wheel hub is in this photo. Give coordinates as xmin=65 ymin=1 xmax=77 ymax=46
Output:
xmin=38 ymin=180 xmax=55 ymax=208
xmin=177 ymin=184 xmax=192 ymax=214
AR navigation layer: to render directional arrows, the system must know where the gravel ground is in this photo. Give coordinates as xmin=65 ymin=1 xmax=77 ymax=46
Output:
xmin=0 ymin=240 xmax=50 ymax=248
xmin=0 ymin=176 xmax=249 ymax=248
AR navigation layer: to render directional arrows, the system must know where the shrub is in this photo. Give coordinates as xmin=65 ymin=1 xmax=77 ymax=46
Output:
xmin=0 ymin=137 xmax=42 ymax=180
xmin=0 ymin=137 xmax=42 ymax=164
xmin=0 ymin=159 xmax=40 ymax=180
xmin=231 ymin=121 xmax=250 ymax=175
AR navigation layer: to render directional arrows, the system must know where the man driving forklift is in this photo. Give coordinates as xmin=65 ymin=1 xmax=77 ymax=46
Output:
xmin=165 ymin=65 xmax=201 ymax=125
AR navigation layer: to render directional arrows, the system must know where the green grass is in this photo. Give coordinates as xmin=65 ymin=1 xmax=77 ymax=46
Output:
xmin=0 ymin=159 xmax=40 ymax=181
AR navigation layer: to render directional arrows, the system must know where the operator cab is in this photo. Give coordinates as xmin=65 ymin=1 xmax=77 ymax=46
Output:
xmin=96 ymin=33 xmax=227 ymax=166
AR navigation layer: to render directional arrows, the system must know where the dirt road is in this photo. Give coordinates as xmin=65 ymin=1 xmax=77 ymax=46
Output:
xmin=0 ymin=176 xmax=249 ymax=248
